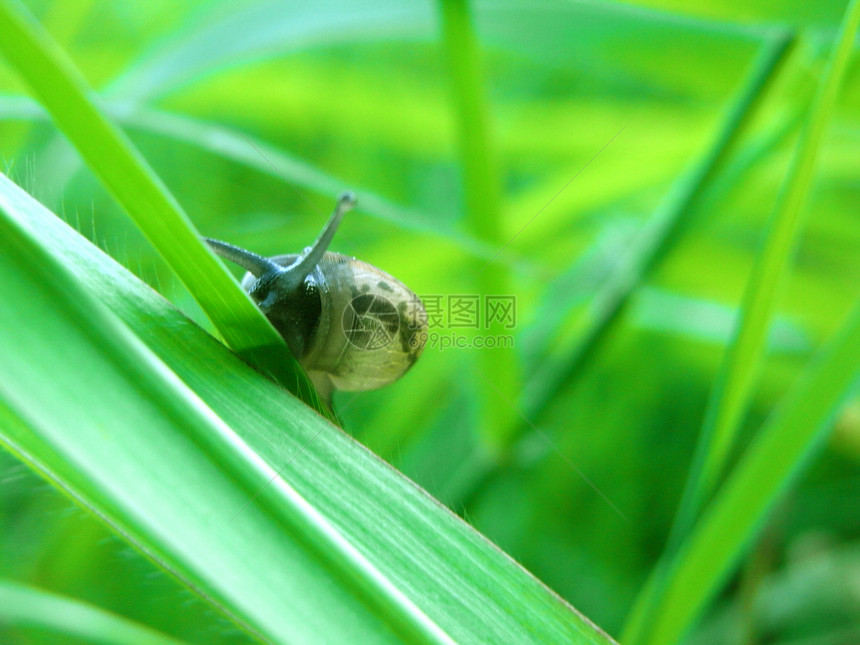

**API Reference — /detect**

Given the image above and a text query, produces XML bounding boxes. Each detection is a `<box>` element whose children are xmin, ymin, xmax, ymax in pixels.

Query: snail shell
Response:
<box><xmin>206</xmin><ymin>193</ymin><xmax>427</xmax><ymax>402</ymax></box>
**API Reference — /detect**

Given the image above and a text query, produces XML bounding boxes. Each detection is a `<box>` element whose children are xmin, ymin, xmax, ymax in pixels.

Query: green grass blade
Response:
<box><xmin>107</xmin><ymin>0</ymin><xmax>435</xmax><ymax>102</ymax></box>
<box><xmin>0</xmin><ymin>0</ymin><xmax>328</xmax><ymax>416</ymax></box>
<box><xmin>626</xmin><ymin>295</ymin><xmax>860</xmax><ymax>645</ymax></box>
<box><xmin>623</xmin><ymin>4</ymin><xmax>860</xmax><ymax>641</ymax></box>
<box><xmin>0</xmin><ymin>579</ymin><xmax>191</xmax><ymax>645</ymax></box>
<box><xmin>521</xmin><ymin>30</ymin><xmax>794</xmax><ymax>416</ymax></box>
<box><xmin>0</xmin><ymin>96</ymin><xmax>531</xmax><ymax>270</ymax></box>
<box><xmin>439</xmin><ymin>0</ymin><xmax>502</xmax><ymax>245</ymax></box>
<box><xmin>439</xmin><ymin>0</ymin><xmax>521</xmax><ymax>451</ymax></box>
<box><xmin>0</xmin><ymin>178</ymin><xmax>452</xmax><ymax>645</ymax></box>
<box><xmin>0</xmin><ymin>172</ymin><xmax>614</xmax><ymax>644</ymax></box>
<box><xmin>670</xmin><ymin>0</ymin><xmax>860</xmax><ymax>548</ymax></box>
<box><xmin>447</xmin><ymin>30</ymin><xmax>794</xmax><ymax>509</ymax></box>
<box><xmin>120</xmin><ymin>107</ymin><xmax>520</xmax><ymax>267</ymax></box>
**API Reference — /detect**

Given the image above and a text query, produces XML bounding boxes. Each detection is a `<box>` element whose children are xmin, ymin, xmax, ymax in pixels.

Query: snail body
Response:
<box><xmin>205</xmin><ymin>193</ymin><xmax>427</xmax><ymax>402</ymax></box>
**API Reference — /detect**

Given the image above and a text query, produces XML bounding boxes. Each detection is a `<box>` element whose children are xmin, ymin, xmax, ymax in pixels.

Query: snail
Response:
<box><xmin>205</xmin><ymin>192</ymin><xmax>427</xmax><ymax>403</ymax></box>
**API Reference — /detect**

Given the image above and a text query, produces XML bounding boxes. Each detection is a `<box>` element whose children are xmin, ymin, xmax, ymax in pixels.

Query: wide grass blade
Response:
<box><xmin>0</xmin><ymin>171</ymin><xmax>614</xmax><ymax>644</ymax></box>
<box><xmin>0</xmin><ymin>0</ymin><xmax>328</xmax><ymax>416</ymax></box>
<box><xmin>0</xmin><ymin>179</ymin><xmax>451</xmax><ymax>645</ymax></box>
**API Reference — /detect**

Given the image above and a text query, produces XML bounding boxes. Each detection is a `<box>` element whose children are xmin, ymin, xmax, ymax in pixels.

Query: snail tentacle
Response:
<box><xmin>280</xmin><ymin>191</ymin><xmax>356</xmax><ymax>290</ymax></box>
<box><xmin>205</xmin><ymin>238</ymin><xmax>282</xmax><ymax>277</ymax></box>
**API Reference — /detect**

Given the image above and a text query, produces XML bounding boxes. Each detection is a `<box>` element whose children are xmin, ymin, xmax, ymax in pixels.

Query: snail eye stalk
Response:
<box><xmin>280</xmin><ymin>192</ymin><xmax>356</xmax><ymax>290</ymax></box>
<box><xmin>204</xmin><ymin>238</ymin><xmax>282</xmax><ymax>278</ymax></box>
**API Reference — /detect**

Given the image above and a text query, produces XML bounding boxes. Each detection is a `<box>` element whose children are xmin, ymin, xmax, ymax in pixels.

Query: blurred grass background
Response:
<box><xmin>0</xmin><ymin>0</ymin><xmax>858</xmax><ymax>643</ymax></box>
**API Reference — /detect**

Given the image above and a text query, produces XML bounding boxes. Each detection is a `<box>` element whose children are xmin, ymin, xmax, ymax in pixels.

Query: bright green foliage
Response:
<box><xmin>0</xmin><ymin>170</ymin><xmax>609</xmax><ymax>643</ymax></box>
<box><xmin>0</xmin><ymin>1</ymin><xmax>858</xmax><ymax>644</ymax></box>
<box><xmin>0</xmin><ymin>0</ymin><xmax>329</xmax><ymax>417</ymax></box>
<box><xmin>0</xmin><ymin>580</ymin><xmax>191</xmax><ymax>645</ymax></box>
